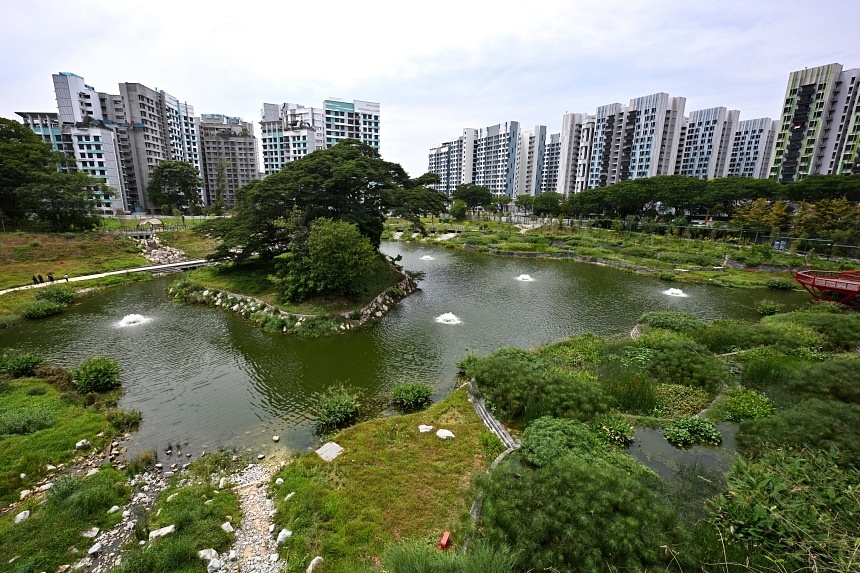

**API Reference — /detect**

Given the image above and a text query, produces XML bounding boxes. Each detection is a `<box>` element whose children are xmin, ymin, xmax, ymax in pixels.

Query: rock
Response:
<box><xmin>275</xmin><ymin>477</ymin><xmax>284</xmax><ymax>485</ymax></box>
<box><xmin>219</xmin><ymin>477</ymin><xmax>228</xmax><ymax>489</ymax></box>
<box><xmin>268</xmin><ymin>523</ymin><xmax>275</xmax><ymax>533</ymax></box>
<box><xmin>38</xmin><ymin>482</ymin><xmax>53</xmax><ymax>491</ymax></box>
<box><xmin>285</xmin><ymin>492</ymin><xmax>295</xmax><ymax>502</ymax></box>
<box><xmin>107</xmin><ymin>505</ymin><xmax>120</xmax><ymax>514</ymax></box>
<box><xmin>228</xmin><ymin>550</ymin><xmax>236</xmax><ymax>560</ymax></box>
<box><xmin>207</xmin><ymin>558</ymin><xmax>222</xmax><ymax>573</ymax></box>
<box><xmin>19</xmin><ymin>489</ymin><xmax>31</xmax><ymax>501</ymax></box>
<box><xmin>257</xmin><ymin>454</ymin><xmax>265</xmax><ymax>460</ymax></box>
<box><xmin>148</xmin><ymin>524</ymin><xmax>176</xmax><ymax>540</ymax></box>
<box><xmin>85</xmin><ymin>468</ymin><xmax>99</xmax><ymax>477</ymax></box>
<box><xmin>14</xmin><ymin>510</ymin><xmax>30</xmax><ymax>524</ymax></box>
<box><xmin>272</xmin><ymin>435</ymin><xmax>280</xmax><ymax>442</ymax></box>
<box><xmin>166</xmin><ymin>493</ymin><xmax>178</xmax><ymax>502</ymax></box>
<box><xmin>315</xmin><ymin>442</ymin><xmax>344</xmax><ymax>462</ymax></box>
<box><xmin>75</xmin><ymin>439</ymin><xmax>90</xmax><ymax>450</ymax></box>
<box><xmin>122</xmin><ymin>510</ymin><xmax>130</xmax><ymax>518</ymax></box>
<box><xmin>436</xmin><ymin>429</ymin><xmax>455</xmax><ymax>440</ymax></box>
<box><xmin>81</xmin><ymin>527</ymin><xmax>99</xmax><ymax>538</ymax></box>
<box><xmin>307</xmin><ymin>556</ymin><xmax>324</xmax><ymax>573</ymax></box>
<box><xmin>155</xmin><ymin>463</ymin><xmax>163</xmax><ymax>470</ymax></box>
<box><xmin>198</xmin><ymin>548</ymin><xmax>218</xmax><ymax>561</ymax></box>
<box><xmin>418</xmin><ymin>425</ymin><xmax>434</xmax><ymax>433</ymax></box>
<box><xmin>277</xmin><ymin>529</ymin><xmax>292</xmax><ymax>544</ymax></box>
<box><xmin>87</xmin><ymin>542</ymin><xmax>101</xmax><ymax>555</ymax></box>
<box><xmin>221</xmin><ymin>521</ymin><xmax>234</xmax><ymax>533</ymax></box>
<box><xmin>162</xmin><ymin>471</ymin><xmax>175</xmax><ymax>478</ymax></box>
<box><xmin>19</xmin><ymin>473</ymin><xmax>26</xmax><ymax>479</ymax></box>
<box><xmin>269</xmin><ymin>553</ymin><xmax>278</xmax><ymax>562</ymax></box>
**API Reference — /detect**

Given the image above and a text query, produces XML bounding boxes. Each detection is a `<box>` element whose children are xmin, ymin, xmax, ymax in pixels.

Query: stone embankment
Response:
<box><xmin>138</xmin><ymin>236</ymin><xmax>186</xmax><ymax>265</ymax></box>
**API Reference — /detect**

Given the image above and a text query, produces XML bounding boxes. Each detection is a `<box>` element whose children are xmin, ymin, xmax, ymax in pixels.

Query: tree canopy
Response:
<box><xmin>382</xmin><ymin>172</ymin><xmax>448</xmax><ymax>233</ymax></box>
<box><xmin>146</xmin><ymin>160</ymin><xmax>202</xmax><ymax>212</ymax></box>
<box><xmin>0</xmin><ymin>117</ymin><xmax>110</xmax><ymax>231</ymax></box>
<box><xmin>452</xmin><ymin>183</ymin><xmax>492</xmax><ymax>210</ymax></box>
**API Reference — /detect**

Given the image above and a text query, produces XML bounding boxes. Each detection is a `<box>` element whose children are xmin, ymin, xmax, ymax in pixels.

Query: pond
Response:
<box><xmin>0</xmin><ymin>242</ymin><xmax>810</xmax><ymax>457</ymax></box>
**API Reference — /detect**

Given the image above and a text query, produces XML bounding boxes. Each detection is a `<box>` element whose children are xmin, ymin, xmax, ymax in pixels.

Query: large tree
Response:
<box><xmin>452</xmin><ymin>183</ymin><xmax>493</xmax><ymax>210</ymax></box>
<box><xmin>0</xmin><ymin>117</ymin><xmax>109</xmax><ymax>230</ymax></box>
<box><xmin>146</xmin><ymin>160</ymin><xmax>202</xmax><ymax>212</ymax></box>
<box><xmin>383</xmin><ymin>172</ymin><xmax>448</xmax><ymax>233</ymax></box>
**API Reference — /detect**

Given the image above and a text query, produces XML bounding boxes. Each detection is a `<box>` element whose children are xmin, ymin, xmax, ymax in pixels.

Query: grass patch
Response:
<box><xmin>271</xmin><ymin>386</ymin><xmax>490</xmax><ymax>572</ymax></box>
<box><xmin>0</xmin><ymin>467</ymin><xmax>130</xmax><ymax>573</ymax></box>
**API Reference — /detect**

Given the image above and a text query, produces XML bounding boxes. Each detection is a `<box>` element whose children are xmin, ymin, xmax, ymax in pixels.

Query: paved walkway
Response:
<box><xmin>0</xmin><ymin>259</ymin><xmax>209</xmax><ymax>296</ymax></box>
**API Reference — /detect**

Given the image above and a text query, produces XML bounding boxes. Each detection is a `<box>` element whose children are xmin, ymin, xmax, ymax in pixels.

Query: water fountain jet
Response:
<box><xmin>662</xmin><ymin>288</ymin><xmax>688</xmax><ymax>297</ymax></box>
<box><xmin>435</xmin><ymin>313</ymin><xmax>462</xmax><ymax>325</ymax></box>
<box><xmin>118</xmin><ymin>314</ymin><xmax>151</xmax><ymax>327</ymax></box>
<box><xmin>516</xmin><ymin>274</ymin><xmax>535</xmax><ymax>281</ymax></box>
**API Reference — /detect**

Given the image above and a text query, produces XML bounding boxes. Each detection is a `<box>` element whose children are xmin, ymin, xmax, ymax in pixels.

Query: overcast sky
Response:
<box><xmin>3</xmin><ymin>0</ymin><xmax>857</xmax><ymax>178</ymax></box>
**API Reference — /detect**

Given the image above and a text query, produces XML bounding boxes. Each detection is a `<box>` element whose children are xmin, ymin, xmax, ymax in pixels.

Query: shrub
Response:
<box><xmin>391</xmin><ymin>383</ymin><xmax>433</xmax><ymax>413</ymax></box>
<box><xmin>0</xmin><ymin>407</ymin><xmax>55</xmax><ymax>434</ymax></box>
<box><xmin>766</xmin><ymin>277</ymin><xmax>796</xmax><ymax>290</ymax></box>
<box><xmin>711</xmin><ymin>387</ymin><xmax>774</xmax><ymax>422</ymax></box>
<box><xmin>763</xmin><ymin>311</ymin><xmax>860</xmax><ymax>351</ymax></box>
<box><xmin>709</xmin><ymin>447</ymin><xmax>859</xmax><ymax>572</ymax></box>
<box><xmin>34</xmin><ymin>285</ymin><xmax>75</xmax><ymax>305</ymax></box>
<box><xmin>638</xmin><ymin>312</ymin><xmax>704</xmax><ymax>333</ymax></box>
<box><xmin>645</xmin><ymin>340</ymin><xmax>727</xmax><ymax>395</ymax></box>
<box><xmin>72</xmin><ymin>357</ymin><xmax>121</xmax><ymax>393</ymax></box>
<box><xmin>654</xmin><ymin>383</ymin><xmax>712</xmax><ymax>416</ymax></box>
<box><xmin>690</xmin><ymin>319</ymin><xmax>824</xmax><ymax>354</ymax></box>
<box><xmin>105</xmin><ymin>408</ymin><xmax>142</xmax><ymax>431</ymax></box>
<box><xmin>520</xmin><ymin>416</ymin><xmax>602</xmax><ymax>468</ymax></box>
<box><xmin>590</xmin><ymin>416</ymin><xmax>635</xmax><ymax>448</ymax></box>
<box><xmin>20</xmin><ymin>300</ymin><xmax>64</xmax><ymax>319</ymax></box>
<box><xmin>536</xmin><ymin>333</ymin><xmax>604</xmax><ymax>368</ymax></box>
<box><xmin>755</xmin><ymin>298</ymin><xmax>781</xmax><ymax>316</ymax></box>
<box><xmin>0</xmin><ymin>352</ymin><xmax>43</xmax><ymax>377</ymax></box>
<box><xmin>658</xmin><ymin>272</ymin><xmax>676</xmax><ymax>281</ymax></box>
<box><xmin>316</xmin><ymin>385</ymin><xmax>361</xmax><ymax>431</ymax></box>
<box><xmin>35</xmin><ymin>365</ymin><xmax>73</xmax><ymax>389</ymax></box>
<box><xmin>663</xmin><ymin>417</ymin><xmax>722</xmax><ymax>448</ymax></box>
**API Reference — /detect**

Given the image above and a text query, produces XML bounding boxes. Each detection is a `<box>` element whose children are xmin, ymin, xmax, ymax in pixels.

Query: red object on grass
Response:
<box><xmin>440</xmin><ymin>531</ymin><xmax>450</xmax><ymax>549</ymax></box>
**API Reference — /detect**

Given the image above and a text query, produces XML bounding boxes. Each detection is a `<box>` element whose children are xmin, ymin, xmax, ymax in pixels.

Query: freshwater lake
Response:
<box><xmin>0</xmin><ymin>242</ymin><xmax>809</xmax><ymax>458</ymax></box>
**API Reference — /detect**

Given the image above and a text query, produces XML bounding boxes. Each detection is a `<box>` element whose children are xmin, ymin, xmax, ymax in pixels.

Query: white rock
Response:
<box><xmin>166</xmin><ymin>493</ymin><xmax>178</xmax><ymax>502</ymax></box>
<box><xmin>85</xmin><ymin>468</ymin><xmax>99</xmax><ymax>477</ymax></box>
<box><xmin>199</xmin><ymin>548</ymin><xmax>218</xmax><ymax>561</ymax></box>
<box><xmin>269</xmin><ymin>554</ymin><xmax>279</xmax><ymax>562</ymax></box>
<box><xmin>46</xmin><ymin>464</ymin><xmax>56</xmax><ymax>471</ymax></box>
<box><xmin>14</xmin><ymin>511</ymin><xmax>30</xmax><ymax>524</ymax></box>
<box><xmin>257</xmin><ymin>454</ymin><xmax>265</xmax><ymax>460</ymax></box>
<box><xmin>275</xmin><ymin>477</ymin><xmax>284</xmax><ymax>485</ymax></box>
<box><xmin>87</xmin><ymin>542</ymin><xmax>101</xmax><ymax>555</ymax></box>
<box><xmin>277</xmin><ymin>529</ymin><xmax>292</xmax><ymax>544</ymax></box>
<box><xmin>107</xmin><ymin>505</ymin><xmax>120</xmax><ymax>514</ymax></box>
<box><xmin>19</xmin><ymin>489</ymin><xmax>31</xmax><ymax>500</ymax></box>
<box><xmin>19</xmin><ymin>473</ymin><xmax>26</xmax><ymax>479</ymax></box>
<box><xmin>219</xmin><ymin>477</ymin><xmax>228</xmax><ymax>489</ymax></box>
<box><xmin>38</xmin><ymin>482</ymin><xmax>53</xmax><ymax>491</ymax></box>
<box><xmin>228</xmin><ymin>550</ymin><xmax>236</xmax><ymax>560</ymax></box>
<box><xmin>315</xmin><ymin>442</ymin><xmax>344</xmax><ymax>462</ymax></box>
<box><xmin>149</xmin><ymin>524</ymin><xmax>176</xmax><ymax>540</ymax></box>
<box><xmin>221</xmin><ymin>521</ymin><xmax>234</xmax><ymax>533</ymax></box>
<box><xmin>163</xmin><ymin>471</ymin><xmax>174</xmax><ymax>478</ymax></box>
<box><xmin>81</xmin><ymin>527</ymin><xmax>99</xmax><ymax>538</ymax></box>
<box><xmin>207</xmin><ymin>558</ymin><xmax>222</xmax><ymax>572</ymax></box>
<box><xmin>272</xmin><ymin>435</ymin><xmax>280</xmax><ymax>442</ymax></box>
<box><xmin>307</xmin><ymin>556</ymin><xmax>324</xmax><ymax>573</ymax></box>
<box><xmin>285</xmin><ymin>492</ymin><xmax>295</xmax><ymax>502</ymax></box>
<box><xmin>122</xmin><ymin>510</ymin><xmax>130</xmax><ymax>518</ymax></box>
<box><xmin>155</xmin><ymin>463</ymin><xmax>163</xmax><ymax>470</ymax></box>
<box><xmin>418</xmin><ymin>425</ymin><xmax>434</xmax><ymax>433</ymax></box>
<box><xmin>75</xmin><ymin>439</ymin><xmax>90</xmax><ymax>450</ymax></box>
<box><xmin>436</xmin><ymin>429</ymin><xmax>455</xmax><ymax>440</ymax></box>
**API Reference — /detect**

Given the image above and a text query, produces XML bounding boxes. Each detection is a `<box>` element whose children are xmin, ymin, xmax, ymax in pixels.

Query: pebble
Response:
<box><xmin>14</xmin><ymin>510</ymin><xmax>30</xmax><ymax>524</ymax></box>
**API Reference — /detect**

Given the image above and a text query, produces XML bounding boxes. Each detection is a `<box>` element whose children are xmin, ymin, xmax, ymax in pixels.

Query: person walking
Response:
<box><xmin>47</xmin><ymin>272</ymin><xmax>54</xmax><ymax>282</ymax></box>
<box><xmin>32</xmin><ymin>275</ymin><xmax>38</xmax><ymax>285</ymax></box>
<box><xmin>37</xmin><ymin>274</ymin><xmax>44</xmax><ymax>283</ymax></box>
<box><xmin>64</xmin><ymin>273</ymin><xmax>69</xmax><ymax>282</ymax></box>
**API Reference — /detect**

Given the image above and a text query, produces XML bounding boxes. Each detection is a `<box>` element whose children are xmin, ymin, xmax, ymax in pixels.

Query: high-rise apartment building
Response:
<box><xmin>728</xmin><ymin>118</ymin><xmax>778</xmax><ymax>178</ymax></box>
<box><xmin>676</xmin><ymin>107</ymin><xmax>740</xmax><ymax>179</ymax></box>
<box><xmin>473</xmin><ymin>122</ymin><xmax>520</xmax><ymax>196</ymax></box>
<box><xmin>198</xmin><ymin>114</ymin><xmax>259</xmax><ymax>207</ymax></box>
<box><xmin>428</xmin><ymin>129</ymin><xmax>477</xmax><ymax>195</ymax></box>
<box><xmin>16</xmin><ymin>72</ymin><xmax>127</xmax><ymax>214</ymax></box>
<box><xmin>259</xmin><ymin>99</ymin><xmax>380</xmax><ymax>176</ymax></box>
<box><xmin>540</xmin><ymin>133</ymin><xmax>561</xmax><ymax>195</ymax></box>
<box><xmin>555</xmin><ymin>113</ymin><xmax>593</xmax><ymax>196</ymax></box>
<box><xmin>770</xmin><ymin>63</ymin><xmax>860</xmax><ymax>182</ymax></box>
<box><xmin>514</xmin><ymin>125</ymin><xmax>547</xmax><ymax>197</ymax></box>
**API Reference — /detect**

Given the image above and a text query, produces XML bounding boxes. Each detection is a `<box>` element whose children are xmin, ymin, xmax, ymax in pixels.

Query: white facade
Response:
<box><xmin>728</xmin><ymin>118</ymin><xmax>778</xmax><ymax>179</ymax></box>
<box><xmin>428</xmin><ymin>130</ymin><xmax>476</xmax><ymax>195</ymax></box>
<box><xmin>514</xmin><ymin>125</ymin><xmax>547</xmax><ymax>197</ymax></box>
<box><xmin>540</xmin><ymin>132</ymin><xmax>561</xmax><ymax>195</ymax></box>
<box><xmin>473</xmin><ymin>122</ymin><xmax>520</xmax><ymax>196</ymax></box>
<box><xmin>574</xmin><ymin>116</ymin><xmax>596</xmax><ymax>193</ymax></box>
<box><xmin>556</xmin><ymin>113</ymin><xmax>591</xmax><ymax>196</ymax></box>
<box><xmin>676</xmin><ymin>107</ymin><xmax>740</xmax><ymax>179</ymax></box>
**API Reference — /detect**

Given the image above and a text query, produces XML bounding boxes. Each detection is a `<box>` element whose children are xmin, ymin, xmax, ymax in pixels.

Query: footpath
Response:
<box><xmin>0</xmin><ymin>260</ymin><xmax>209</xmax><ymax>297</ymax></box>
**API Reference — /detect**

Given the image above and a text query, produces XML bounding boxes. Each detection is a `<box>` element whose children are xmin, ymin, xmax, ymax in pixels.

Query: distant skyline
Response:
<box><xmin>2</xmin><ymin>0</ymin><xmax>857</xmax><ymax>178</ymax></box>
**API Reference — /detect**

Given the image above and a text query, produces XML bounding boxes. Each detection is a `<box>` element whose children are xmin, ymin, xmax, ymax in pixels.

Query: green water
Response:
<box><xmin>0</xmin><ymin>242</ymin><xmax>809</xmax><ymax>456</ymax></box>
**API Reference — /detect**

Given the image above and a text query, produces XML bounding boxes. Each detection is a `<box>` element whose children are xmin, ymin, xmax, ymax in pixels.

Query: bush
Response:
<box><xmin>520</xmin><ymin>417</ymin><xmax>602</xmax><ymax>468</ymax></box>
<box><xmin>658</xmin><ymin>272</ymin><xmax>676</xmax><ymax>281</ymax></box>
<box><xmin>20</xmin><ymin>300</ymin><xmax>64</xmax><ymax>319</ymax></box>
<box><xmin>663</xmin><ymin>417</ymin><xmax>722</xmax><ymax>448</ymax></box>
<box><xmin>35</xmin><ymin>365</ymin><xmax>73</xmax><ymax>389</ymax></box>
<box><xmin>638</xmin><ymin>312</ymin><xmax>704</xmax><ymax>333</ymax></box>
<box><xmin>0</xmin><ymin>352</ymin><xmax>43</xmax><ymax>377</ymax></box>
<box><xmin>105</xmin><ymin>408</ymin><xmax>142</xmax><ymax>431</ymax></box>
<box><xmin>709</xmin><ymin>447</ymin><xmax>859</xmax><ymax>571</ymax></box>
<box><xmin>644</xmin><ymin>340</ymin><xmax>727</xmax><ymax>395</ymax></box>
<box><xmin>316</xmin><ymin>385</ymin><xmax>361</xmax><ymax>431</ymax></box>
<box><xmin>711</xmin><ymin>387</ymin><xmax>774</xmax><ymax>422</ymax></box>
<box><xmin>34</xmin><ymin>285</ymin><xmax>75</xmax><ymax>305</ymax></box>
<box><xmin>690</xmin><ymin>319</ymin><xmax>824</xmax><ymax>354</ymax></box>
<box><xmin>755</xmin><ymin>298</ymin><xmax>781</xmax><ymax>316</ymax></box>
<box><xmin>536</xmin><ymin>334</ymin><xmax>604</xmax><ymax>368</ymax></box>
<box><xmin>654</xmin><ymin>383</ymin><xmax>712</xmax><ymax>416</ymax></box>
<box><xmin>391</xmin><ymin>383</ymin><xmax>433</xmax><ymax>413</ymax></box>
<box><xmin>763</xmin><ymin>311</ymin><xmax>860</xmax><ymax>351</ymax></box>
<box><xmin>72</xmin><ymin>357</ymin><xmax>121</xmax><ymax>393</ymax></box>
<box><xmin>0</xmin><ymin>407</ymin><xmax>55</xmax><ymax>434</ymax></box>
<box><xmin>590</xmin><ymin>416</ymin><xmax>635</xmax><ymax>448</ymax></box>
<box><xmin>766</xmin><ymin>278</ymin><xmax>796</xmax><ymax>290</ymax></box>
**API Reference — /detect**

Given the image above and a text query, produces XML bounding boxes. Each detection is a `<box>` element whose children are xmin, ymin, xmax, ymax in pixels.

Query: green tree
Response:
<box><xmin>273</xmin><ymin>217</ymin><xmax>376</xmax><ymax>302</ymax></box>
<box><xmin>450</xmin><ymin>199</ymin><xmax>467</xmax><ymax>220</ymax></box>
<box><xmin>731</xmin><ymin>198</ymin><xmax>793</xmax><ymax>232</ymax></box>
<box><xmin>782</xmin><ymin>174</ymin><xmax>860</xmax><ymax>203</ymax></box>
<box><xmin>0</xmin><ymin>118</ymin><xmax>108</xmax><ymax>230</ymax></box>
<box><xmin>532</xmin><ymin>192</ymin><xmax>563</xmax><ymax>216</ymax></box>
<box><xmin>452</xmin><ymin>183</ymin><xmax>493</xmax><ymax>210</ymax></box>
<box><xmin>383</xmin><ymin>173</ymin><xmax>447</xmax><ymax>233</ymax></box>
<box><xmin>146</xmin><ymin>160</ymin><xmax>202</xmax><ymax>212</ymax></box>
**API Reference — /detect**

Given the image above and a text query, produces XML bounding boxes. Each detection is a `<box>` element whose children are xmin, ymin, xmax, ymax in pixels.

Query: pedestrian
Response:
<box><xmin>32</xmin><ymin>275</ymin><xmax>38</xmax><ymax>285</ymax></box>
<box><xmin>47</xmin><ymin>272</ymin><xmax>54</xmax><ymax>282</ymax></box>
<box><xmin>37</xmin><ymin>274</ymin><xmax>44</xmax><ymax>283</ymax></box>
<box><xmin>64</xmin><ymin>273</ymin><xmax>69</xmax><ymax>282</ymax></box>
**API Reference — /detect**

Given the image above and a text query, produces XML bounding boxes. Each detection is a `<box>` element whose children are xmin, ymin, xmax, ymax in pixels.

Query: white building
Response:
<box><xmin>473</xmin><ymin>122</ymin><xmax>520</xmax><ymax>196</ymax></box>
<box><xmin>513</xmin><ymin>125</ymin><xmax>547</xmax><ymax>197</ymax></box>
<box><xmin>676</xmin><ymin>107</ymin><xmax>740</xmax><ymax>179</ymax></box>
<box><xmin>540</xmin><ymin>132</ymin><xmax>561</xmax><ymax>195</ymax></box>
<box><xmin>728</xmin><ymin>118</ymin><xmax>778</xmax><ymax>179</ymax></box>
<box><xmin>428</xmin><ymin>129</ymin><xmax>477</xmax><ymax>195</ymax></box>
<box><xmin>199</xmin><ymin>114</ymin><xmax>259</xmax><ymax>207</ymax></box>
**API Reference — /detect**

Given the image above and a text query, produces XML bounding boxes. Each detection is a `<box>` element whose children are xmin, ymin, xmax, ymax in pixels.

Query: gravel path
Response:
<box><xmin>221</xmin><ymin>463</ymin><xmax>283</xmax><ymax>573</ymax></box>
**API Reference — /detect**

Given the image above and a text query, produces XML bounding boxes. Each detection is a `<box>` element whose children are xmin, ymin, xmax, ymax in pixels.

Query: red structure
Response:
<box><xmin>794</xmin><ymin>270</ymin><xmax>860</xmax><ymax>308</ymax></box>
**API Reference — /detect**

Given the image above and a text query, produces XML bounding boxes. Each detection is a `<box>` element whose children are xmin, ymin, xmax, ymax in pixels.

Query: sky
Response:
<box><xmin>2</xmin><ymin>0</ymin><xmax>858</xmax><ymax>178</ymax></box>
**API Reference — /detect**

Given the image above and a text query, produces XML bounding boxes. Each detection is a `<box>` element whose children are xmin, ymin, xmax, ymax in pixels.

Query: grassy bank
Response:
<box><xmin>386</xmin><ymin>219</ymin><xmax>860</xmax><ymax>289</ymax></box>
<box><xmin>270</xmin><ymin>386</ymin><xmax>501</xmax><ymax>572</ymax></box>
